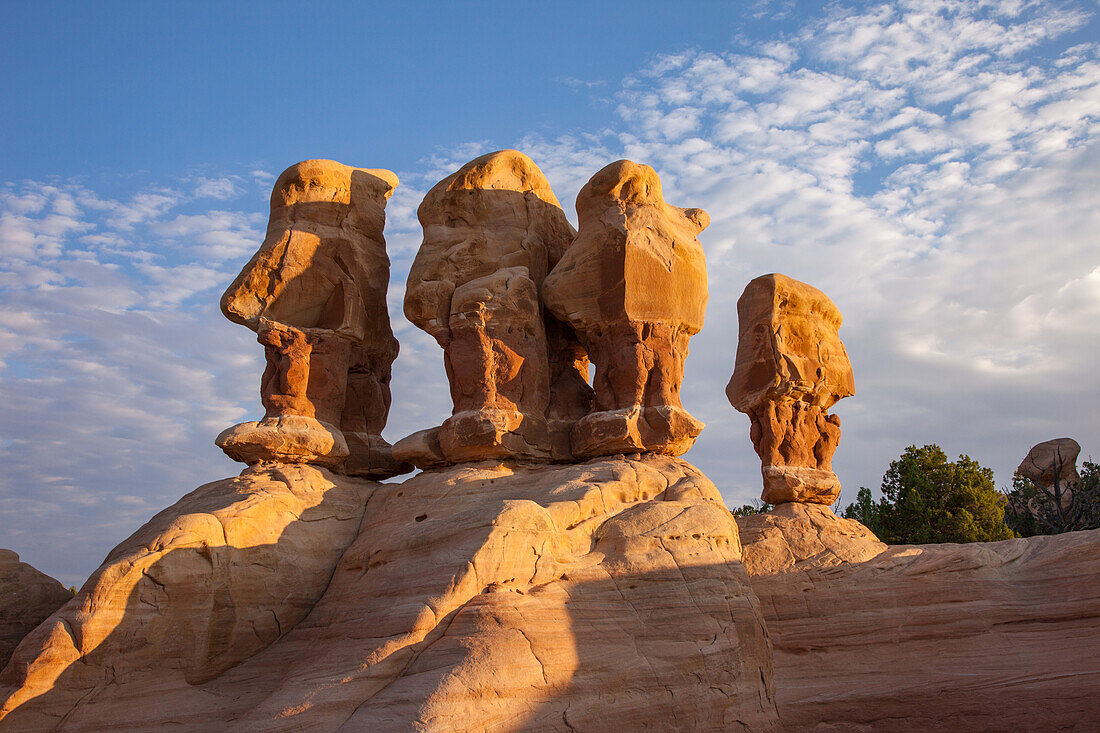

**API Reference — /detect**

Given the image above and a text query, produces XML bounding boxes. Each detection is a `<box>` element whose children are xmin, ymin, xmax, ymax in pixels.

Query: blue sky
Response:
<box><xmin>2</xmin><ymin>1</ymin><xmax>1098</xmax><ymax>586</ymax></box>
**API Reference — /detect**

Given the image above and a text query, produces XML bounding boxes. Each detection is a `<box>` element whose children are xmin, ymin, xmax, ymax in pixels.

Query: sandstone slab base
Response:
<box><xmin>1</xmin><ymin>457</ymin><xmax>779</xmax><ymax>731</ymax></box>
<box><xmin>739</xmin><ymin>506</ymin><xmax>1100</xmax><ymax>731</ymax></box>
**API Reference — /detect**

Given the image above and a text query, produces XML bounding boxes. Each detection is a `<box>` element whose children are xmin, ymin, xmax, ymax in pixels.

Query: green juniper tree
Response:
<box><xmin>843</xmin><ymin>444</ymin><xmax>1013</xmax><ymax>544</ymax></box>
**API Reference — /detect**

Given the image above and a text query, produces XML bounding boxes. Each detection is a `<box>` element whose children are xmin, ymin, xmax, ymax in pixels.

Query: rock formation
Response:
<box><xmin>737</xmin><ymin>509</ymin><xmax>1100</xmax><ymax>729</ymax></box>
<box><xmin>400</xmin><ymin>150</ymin><xmax>592</xmax><ymax>467</ymax></box>
<box><xmin>0</xmin><ymin>465</ymin><xmax>373</xmax><ymax>723</ymax></box>
<box><xmin>727</xmin><ymin>274</ymin><xmax>854</xmax><ymax>505</ymax></box>
<box><xmin>543</xmin><ymin>160</ymin><xmax>709</xmax><ymax>459</ymax></box>
<box><xmin>0</xmin><ymin>551</ymin><xmax>71</xmax><ymax>670</ymax></box>
<box><xmin>217</xmin><ymin>159</ymin><xmax>408</xmax><ymax>478</ymax></box>
<box><xmin>0</xmin><ymin>457</ymin><xmax>780</xmax><ymax>730</ymax></box>
<box><xmin>1017</xmin><ymin>437</ymin><xmax>1081</xmax><ymax>506</ymax></box>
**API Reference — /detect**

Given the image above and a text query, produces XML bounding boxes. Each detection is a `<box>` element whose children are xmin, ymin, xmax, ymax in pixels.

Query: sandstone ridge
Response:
<box><xmin>0</xmin><ymin>456</ymin><xmax>780</xmax><ymax>731</ymax></box>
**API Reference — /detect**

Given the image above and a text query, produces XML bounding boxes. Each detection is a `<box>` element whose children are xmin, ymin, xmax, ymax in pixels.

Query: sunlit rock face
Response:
<box><xmin>738</xmin><ymin>508</ymin><xmax>1100</xmax><ymax>730</ymax></box>
<box><xmin>217</xmin><ymin>159</ymin><xmax>408</xmax><ymax>478</ymax></box>
<box><xmin>543</xmin><ymin>160</ymin><xmax>710</xmax><ymax>460</ymax></box>
<box><xmin>0</xmin><ymin>550</ymin><xmax>72</xmax><ymax>670</ymax></box>
<box><xmin>400</xmin><ymin>149</ymin><xmax>592</xmax><ymax>467</ymax></box>
<box><xmin>726</xmin><ymin>273</ymin><xmax>854</xmax><ymax>505</ymax></box>
<box><xmin>0</xmin><ymin>456</ymin><xmax>780</xmax><ymax>731</ymax></box>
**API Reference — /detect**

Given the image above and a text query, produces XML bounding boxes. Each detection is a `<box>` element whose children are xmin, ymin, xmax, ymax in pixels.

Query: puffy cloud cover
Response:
<box><xmin>1</xmin><ymin>0</ymin><xmax>1098</xmax><ymax>585</ymax></box>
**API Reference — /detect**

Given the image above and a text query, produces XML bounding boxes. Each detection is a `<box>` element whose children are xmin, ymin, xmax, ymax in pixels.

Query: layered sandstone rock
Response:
<box><xmin>727</xmin><ymin>274</ymin><xmax>854</xmax><ymax>504</ymax></box>
<box><xmin>0</xmin><ymin>457</ymin><xmax>780</xmax><ymax>731</ymax></box>
<box><xmin>543</xmin><ymin>160</ymin><xmax>709</xmax><ymax>459</ymax></box>
<box><xmin>0</xmin><ymin>551</ymin><xmax>71</xmax><ymax>670</ymax></box>
<box><xmin>737</xmin><ymin>509</ymin><xmax>1100</xmax><ymax>730</ymax></box>
<box><xmin>0</xmin><ymin>465</ymin><xmax>374</xmax><ymax>726</ymax></box>
<box><xmin>217</xmin><ymin>160</ymin><xmax>407</xmax><ymax>478</ymax></box>
<box><xmin>1017</xmin><ymin>437</ymin><xmax>1081</xmax><ymax>506</ymax></box>
<box><xmin>736</xmin><ymin>502</ymin><xmax>885</xmax><ymax>576</ymax></box>
<box><xmin>403</xmin><ymin>150</ymin><xmax>591</xmax><ymax>466</ymax></box>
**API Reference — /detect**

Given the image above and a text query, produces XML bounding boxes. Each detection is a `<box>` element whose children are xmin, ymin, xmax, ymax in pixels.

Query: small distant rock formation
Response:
<box><xmin>0</xmin><ymin>550</ymin><xmax>71</xmax><ymax>670</ymax></box>
<box><xmin>1016</xmin><ymin>437</ymin><xmax>1081</xmax><ymax>508</ymax></box>
<box><xmin>398</xmin><ymin>150</ymin><xmax>592</xmax><ymax>467</ymax></box>
<box><xmin>727</xmin><ymin>274</ymin><xmax>854</xmax><ymax>505</ymax></box>
<box><xmin>543</xmin><ymin>160</ymin><xmax>709</xmax><ymax>459</ymax></box>
<box><xmin>216</xmin><ymin>160</ymin><xmax>408</xmax><ymax>478</ymax></box>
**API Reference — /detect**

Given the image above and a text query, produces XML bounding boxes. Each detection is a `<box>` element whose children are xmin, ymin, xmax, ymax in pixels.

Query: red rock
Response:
<box><xmin>543</xmin><ymin>160</ymin><xmax>709</xmax><ymax>458</ymax></box>
<box><xmin>727</xmin><ymin>274</ymin><xmax>854</xmax><ymax>504</ymax></box>
<box><xmin>218</xmin><ymin>160</ymin><xmax>408</xmax><ymax>478</ymax></box>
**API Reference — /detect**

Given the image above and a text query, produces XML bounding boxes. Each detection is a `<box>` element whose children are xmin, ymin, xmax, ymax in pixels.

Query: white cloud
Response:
<box><xmin>2</xmin><ymin>0</ymin><xmax>1098</xmax><ymax>586</ymax></box>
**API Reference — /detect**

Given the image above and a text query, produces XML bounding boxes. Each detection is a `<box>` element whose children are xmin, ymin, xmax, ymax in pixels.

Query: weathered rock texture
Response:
<box><xmin>0</xmin><ymin>465</ymin><xmax>373</xmax><ymax>727</ymax></box>
<box><xmin>217</xmin><ymin>159</ymin><xmax>407</xmax><ymax>478</ymax></box>
<box><xmin>403</xmin><ymin>150</ymin><xmax>592</xmax><ymax>466</ymax></box>
<box><xmin>738</xmin><ymin>508</ymin><xmax>1100</xmax><ymax>730</ymax></box>
<box><xmin>543</xmin><ymin>160</ymin><xmax>709</xmax><ymax>459</ymax></box>
<box><xmin>1017</xmin><ymin>437</ymin><xmax>1082</xmax><ymax>507</ymax></box>
<box><xmin>727</xmin><ymin>274</ymin><xmax>854</xmax><ymax>505</ymax></box>
<box><xmin>0</xmin><ymin>551</ymin><xmax>71</xmax><ymax>670</ymax></box>
<box><xmin>0</xmin><ymin>457</ymin><xmax>779</xmax><ymax>731</ymax></box>
<box><xmin>736</xmin><ymin>502</ymin><xmax>885</xmax><ymax>577</ymax></box>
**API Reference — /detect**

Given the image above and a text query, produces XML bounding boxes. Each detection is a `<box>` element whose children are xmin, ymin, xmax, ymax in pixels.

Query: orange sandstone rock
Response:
<box><xmin>403</xmin><ymin>150</ymin><xmax>590</xmax><ymax>466</ymax></box>
<box><xmin>217</xmin><ymin>160</ymin><xmax>408</xmax><ymax>478</ymax></box>
<box><xmin>543</xmin><ymin>160</ymin><xmax>709</xmax><ymax>459</ymax></box>
<box><xmin>726</xmin><ymin>273</ymin><xmax>854</xmax><ymax>504</ymax></box>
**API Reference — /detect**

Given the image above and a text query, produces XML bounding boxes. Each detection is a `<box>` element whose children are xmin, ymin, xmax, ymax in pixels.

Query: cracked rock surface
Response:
<box><xmin>0</xmin><ymin>456</ymin><xmax>779</xmax><ymax>731</ymax></box>
<box><xmin>739</xmin><ymin>506</ymin><xmax>1100</xmax><ymax>730</ymax></box>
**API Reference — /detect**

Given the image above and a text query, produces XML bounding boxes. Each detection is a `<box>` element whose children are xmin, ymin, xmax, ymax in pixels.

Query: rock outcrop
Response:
<box><xmin>400</xmin><ymin>150</ymin><xmax>591</xmax><ymax>467</ymax></box>
<box><xmin>0</xmin><ymin>457</ymin><xmax>780</xmax><ymax>731</ymax></box>
<box><xmin>727</xmin><ymin>274</ymin><xmax>854</xmax><ymax>505</ymax></box>
<box><xmin>0</xmin><ymin>465</ymin><xmax>373</xmax><ymax>727</ymax></box>
<box><xmin>738</xmin><ymin>509</ymin><xmax>1100</xmax><ymax>730</ymax></box>
<box><xmin>736</xmin><ymin>502</ymin><xmax>885</xmax><ymax>577</ymax></box>
<box><xmin>543</xmin><ymin>160</ymin><xmax>709</xmax><ymax>459</ymax></box>
<box><xmin>1017</xmin><ymin>437</ymin><xmax>1081</xmax><ymax>505</ymax></box>
<box><xmin>217</xmin><ymin>160</ymin><xmax>408</xmax><ymax>478</ymax></box>
<box><xmin>0</xmin><ymin>551</ymin><xmax>71</xmax><ymax>670</ymax></box>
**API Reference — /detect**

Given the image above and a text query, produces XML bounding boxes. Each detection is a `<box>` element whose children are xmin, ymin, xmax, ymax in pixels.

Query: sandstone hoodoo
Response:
<box><xmin>398</xmin><ymin>150</ymin><xmax>592</xmax><ymax>467</ymax></box>
<box><xmin>543</xmin><ymin>160</ymin><xmax>710</xmax><ymax>459</ymax></box>
<box><xmin>4</xmin><ymin>149</ymin><xmax>1098</xmax><ymax>731</ymax></box>
<box><xmin>727</xmin><ymin>273</ymin><xmax>854</xmax><ymax>505</ymax></box>
<box><xmin>217</xmin><ymin>160</ymin><xmax>408</xmax><ymax>479</ymax></box>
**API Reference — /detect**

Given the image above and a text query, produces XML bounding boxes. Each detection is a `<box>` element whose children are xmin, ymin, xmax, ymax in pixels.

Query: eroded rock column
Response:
<box><xmin>543</xmin><ymin>160</ymin><xmax>709</xmax><ymax>458</ymax></box>
<box><xmin>397</xmin><ymin>149</ymin><xmax>590</xmax><ymax>467</ymax></box>
<box><xmin>726</xmin><ymin>273</ymin><xmax>854</xmax><ymax>504</ymax></box>
<box><xmin>216</xmin><ymin>159</ymin><xmax>408</xmax><ymax>478</ymax></box>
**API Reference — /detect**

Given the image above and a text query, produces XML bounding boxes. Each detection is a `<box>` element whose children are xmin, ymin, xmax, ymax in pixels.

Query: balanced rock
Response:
<box><xmin>402</xmin><ymin>150</ymin><xmax>590</xmax><ymax>466</ymax></box>
<box><xmin>217</xmin><ymin>160</ymin><xmax>408</xmax><ymax>478</ymax></box>
<box><xmin>543</xmin><ymin>160</ymin><xmax>709</xmax><ymax>459</ymax></box>
<box><xmin>0</xmin><ymin>457</ymin><xmax>780</xmax><ymax>730</ymax></box>
<box><xmin>1016</xmin><ymin>437</ymin><xmax>1081</xmax><ymax>507</ymax></box>
<box><xmin>0</xmin><ymin>550</ymin><xmax>72</xmax><ymax>670</ymax></box>
<box><xmin>726</xmin><ymin>274</ymin><xmax>854</xmax><ymax>504</ymax></box>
